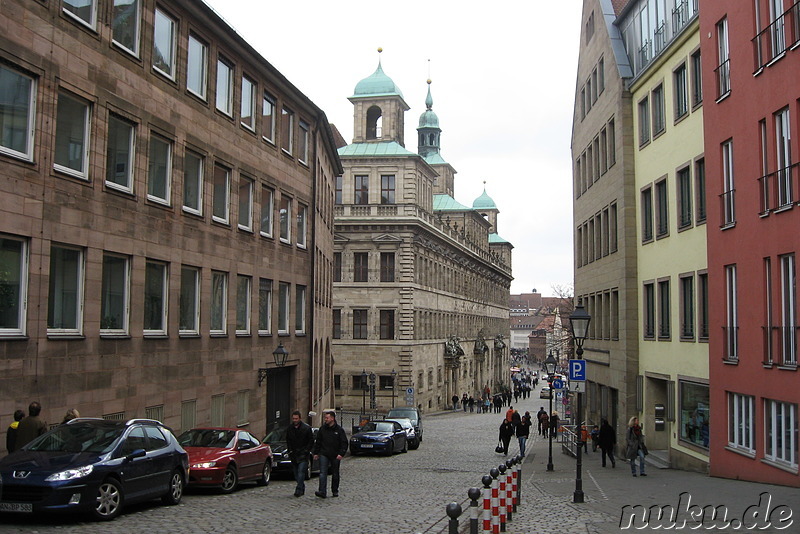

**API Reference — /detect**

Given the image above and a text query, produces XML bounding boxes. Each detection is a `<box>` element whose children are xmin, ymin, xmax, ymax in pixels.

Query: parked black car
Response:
<box><xmin>349</xmin><ymin>420</ymin><xmax>407</xmax><ymax>456</ymax></box>
<box><xmin>0</xmin><ymin>418</ymin><xmax>188</xmax><ymax>521</ymax></box>
<box><xmin>263</xmin><ymin>425</ymin><xmax>319</xmax><ymax>479</ymax></box>
<box><xmin>387</xmin><ymin>407</ymin><xmax>423</xmax><ymax>442</ymax></box>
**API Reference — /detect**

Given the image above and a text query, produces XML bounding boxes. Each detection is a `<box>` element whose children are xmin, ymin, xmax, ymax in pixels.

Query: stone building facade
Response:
<box><xmin>0</xmin><ymin>0</ymin><xmax>341</xmax><ymax>449</ymax></box>
<box><xmin>332</xmin><ymin>60</ymin><xmax>513</xmax><ymax>413</ymax></box>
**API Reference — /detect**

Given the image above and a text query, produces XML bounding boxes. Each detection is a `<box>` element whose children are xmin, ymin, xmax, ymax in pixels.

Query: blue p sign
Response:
<box><xmin>569</xmin><ymin>359</ymin><xmax>586</xmax><ymax>381</ymax></box>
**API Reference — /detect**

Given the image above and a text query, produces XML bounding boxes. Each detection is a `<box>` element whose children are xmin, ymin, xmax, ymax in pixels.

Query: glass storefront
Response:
<box><xmin>679</xmin><ymin>381</ymin><xmax>709</xmax><ymax>448</ymax></box>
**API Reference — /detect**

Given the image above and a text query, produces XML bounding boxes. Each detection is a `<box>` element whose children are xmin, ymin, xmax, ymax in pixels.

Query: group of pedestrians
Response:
<box><xmin>451</xmin><ymin>387</ymin><xmax>518</xmax><ymax>415</ymax></box>
<box><xmin>5</xmin><ymin>402</ymin><xmax>48</xmax><ymax>454</ymax></box>
<box><xmin>286</xmin><ymin>409</ymin><xmax>348</xmax><ymax>499</ymax></box>
<box><xmin>534</xmin><ymin>406</ymin><xmax>560</xmax><ymax>439</ymax></box>
<box><xmin>497</xmin><ymin>406</ymin><xmax>533</xmax><ymax>456</ymax></box>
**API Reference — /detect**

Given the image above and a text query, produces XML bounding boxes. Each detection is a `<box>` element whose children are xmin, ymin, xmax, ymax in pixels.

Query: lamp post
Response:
<box><xmin>569</xmin><ymin>304</ymin><xmax>591</xmax><ymax>504</ymax></box>
<box><xmin>391</xmin><ymin>369</ymin><xmax>397</xmax><ymax>408</ymax></box>
<box><xmin>361</xmin><ymin>369</ymin><xmax>368</xmax><ymax>416</ymax></box>
<box><xmin>257</xmin><ymin>343</ymin><xmax>290</xmax><ymax>434</ymax></box>
<box><xmin>544</xmin><ymin>351</ymin><xmax>558</xmax><ymax>472</ymax></box>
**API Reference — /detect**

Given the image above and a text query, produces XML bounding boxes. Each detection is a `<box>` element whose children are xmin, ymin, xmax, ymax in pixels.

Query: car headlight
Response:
<box><xmin>45</xmin><ymin>465</ymin><xmax>93</xmax><ymax>481</ymax></box>
<box><xmin>191</xmin><ymin>461</ymin><xmax>217</xmax><ymax>469</ymax></box>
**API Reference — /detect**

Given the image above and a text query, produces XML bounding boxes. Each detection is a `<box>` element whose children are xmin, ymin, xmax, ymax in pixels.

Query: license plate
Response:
<box><xmin>360</xmin><ymin>443</ymin><xmax>373</xmax><ymax>448</ymax></box>
<box><xmin>0</xmin><ymin>502</ymin><xmax>33</xmax><ymax>513</ymax></box>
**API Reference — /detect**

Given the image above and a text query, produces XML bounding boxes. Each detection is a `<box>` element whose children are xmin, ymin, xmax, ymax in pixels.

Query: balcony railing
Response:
<box><xmin>722</xmin><ymin>326</ymin><xmax>739</xmax><ymax>362</ymax></box>
<box><xmin>638</xmin><ymin>40</ymin><xmax>652</xmax><ymax>71</ymax></box>
<box><xmin>719</xmin><ymin>189</ymin><xmax>736</xmax><ymax>227</ymax></box>
<box><xmin>654</xmin><ymin>22</ymin><xmax>667</xmax><ymax>55</ymax></box>
<box><xmin>752</xmin><ymin>1</ymin><xmax>800</xmax><ymax>72</ymax></box>
<box><xmin>779</xmin><ymin>325</ymin><xmax>797</xmax><ymax>365</ymax></box>
<box><xmin>758</xmin><ymin>162</ymin><xmax>799</xmax><ymax>215</ymax></box>
<box><xmin>714</xmin><ymin>59</ymin><xmax>731</xmax><ymax>99</ymax></box>
<box><xmin>672</xmin><ymin>1</ymin><xmax>689</xmax><ymax>33</ymax></box>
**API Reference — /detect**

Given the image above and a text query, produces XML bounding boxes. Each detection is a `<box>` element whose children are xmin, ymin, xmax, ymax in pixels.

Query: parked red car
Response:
<box><xmin>177</xmin><ymin>428</ymin><xmax>272</xmax><ymax>493</ymax></box>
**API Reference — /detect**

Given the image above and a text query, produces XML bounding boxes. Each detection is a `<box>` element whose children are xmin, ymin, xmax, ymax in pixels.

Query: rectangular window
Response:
<box><xmin>295</xmin><ymin>285</ymin><xmax>306</xmax><ymax>334</ymax></box>
<box><xmin>776</xmin><ymin>108</ymin><xmax>792</xmax><ymax>208</ymax></box>
<box><xmin>768</xmin><ymin>0</ymin><xmax>787</xmax><ymax>58</ymax></box>
<box><xmin>0</xmin><ymin>237</ymin><xmax>28</xmax><ymax>336</ymax></box>
<box><xmin>381</xmin><ymin>175</ymin><xmax>395</xmax><ymax>204</ymax></box>
<box><xmin>679</xmin><ymin>382</ymin><xmax>709</xmax><ymax>448</ymax></box>
<box><xmin>236</xmin><ymin>390</ymin><xmax>249</xmax><ymax>426</ymax></box>
<box><xmin>599</xmin><ymin>127</ymin><xmax>608</xmax><ymax>173</ymax></box>
<box><xmin>298</xmin><ymin>120</ymin><xmax>309</xmax><ymax>164</ymax></box>
<box><xmin>332</xmin><ymin>309</ymin><xmax>341</xmax><ymax>339</ymax></box>
<box><xmin>698</xmin><ymin>271</ymin><xmax>709</xmax><ymax>340</ymax></box>
<box><xmin>238</xmin><ymin>176</ymin><xmax>253</xmax><ymax>231</ymax></box>
<box><xmin>380</xmin><ymin>309</ymin><xmax>395</xmax><ymax>340</ymax></box>
<box><xmin>353</xmin><ymin>309</ymin><xmax>368</xmax><ymax>340</ymax></box>
<box><xmin>716</xmin><ymin>18</ymin><xmax>730</xmax><ymax>98</ymax></box>
<box><xmin>764</xmin><ymin>399</ymin><xmax>798</xmax><ymax>466</ymax></box>
<box><xmin>638</xmin><ymin>96</ymin><xmax>650</xmax><ymax>145</ymax></box>
<box><xmin>281</xmin><ymin>107</ymin><xmax>294</xmax><ymax>154</ymax></box>
<box><xmin>658</xmin><ymin>278</ymin><xmax>671</xmax><ymax>338</ymax></box>
<box><xmin>179</xmin><ymin>266</ymin><xmax>199</xmax><ymax>334</ymax></box>
<box><xmin>100</xmin><ymin>254</ymin><xmax>129</xmax><ymax>334</ymax></box>
<box><xmin>278</xmin><ymin>282</ymin><xmax>289</xmax><ymax>334</ymax></box>
<box><xmin>211</xmin><ymin>271</ymin><xmax>227</xmax><ymax>334</ymax></box>
<box><xmin>728</xmin><ymin>393</ymin><xmax>754</xmax><ymax>452</ymax></box>
<box><xmin>63</xmin><ymin>0</ymin><xmax>97</xmax><ymax>28</ymax></box>
<box><xmin>695</xmin><ymin>158</ymin><xmax>706</xmax><ymax>222</ymax></box>
<box><xmin>722</xmin><ymin>140</ymin><xmax>735</xmax><ymax>225</ymax></box>
<box><xmin>47</xmin><ymin>245</ymin><xmax>83</xmax><ymax>334</ymax></box>
<box><xmin>690</xmin><ymin>49</ymin><xmax>703</xmax><ymax>106</ymax></box>
<box><xmin>780</xmin><ymin>254</ymin><xmax>796</xmax><ymax>365</ymax></box>
<box><xmin>610</xmin><ymin>202</ymin><xmax>618</xmax><ymax>252</ymax></box>
<box><xmin>211</xmin><ymin>394</ymin><xmax>224</xmax><ymax>427</ymax></box>
<box><xmin>105</xmin><ymin>114</ymin><xmax>135</xmax><ymax>192</ymax></box>
<box><xmin>766</xmin><ymin>257</ymin><xmax>774</xmax><ymax>364</ymax></box>
<box><xmin>652</xmin><ymin>84</ymin><xmax>665</xmax><ymax>135</ymax></box>
<box><xmin>641</xmin><ymin>186</ymin><xmax>654</xmax><ymax>242</ymax></box>
<box><xmin>186</xmin><ymin>34</ymin><xmax>207</xmax><ymax>99</ymax></box>
<box><xmin>262</xmin><ymin>92</ymin><xmax>276</xmax><ymax>143</ymax></box>
<box><xmin>183</xmin><ymin>150</ymin><xmax>203</xmax><ymax>215</ymax></box>
<box><xmin>608</xmin><ymin>118</ymin><xmax>616</xmax><ymax>165</ymax></box>
<box><xmin>258</xmin><ymin>278</ymin><xmax>272</xmax><ymax>334</ymax></box>
<box><xmin>354</xmin><ymin>252</ymin><xmax>368</xmax><ymax>282</ymax></box>
<box><xmin>112</xmin><ymin>0</ymin><xmax>139</xmax><ymax>55</ymax></box>
<box><xmin>334</xmin><ymin>175</ymin><xmax>342</xmax><ymax>205</ymax></box>
<box><xmin>680</xmin><ymin>274</ymin><xmax>695</xmax><ymax>339</ymax></box>
<box><xmin>147</xmin><ymin>134</ymin><xmax>171</xmax><ymax>204</ymax></box>
<box><xmin>296</xmin><ymin>204</ymin><xmax>307</xmax><ymax>248</ymax></box>
<box><xmin>240</xmin><ymin>75</ymin><xmax>256</xmax><ymax>130</ymax></box>
<box><xmin>236</xmin><ymin>275</ymin><xmax>251</xmax><ymax>335</ymax></box>
<box><xmin>260</xmin><ymin>186</ymin><xmax>274</xmax><ymax>237</ymax></box>
<box><xmin>644</xmin><ymin>282</ymin><xmax>655</xmax><ymax>339</ymax></box>
<box><xmin>54</xmin><ymin>91</ymin><xmax>90</xmax><ymax>178</ymax></box>
<box><xmin>153</xmin><ymin>8</ymin><xmax>176</xmax><ymax>78</ymax></box>
<box><xmin>677</xmin><ymin>167</ymin><xmax>692</xmax><ymax>229</ymax></box>
<box><xmin>143</xmin><ymin>261</ymin><xmax>167</xmax><ymax>335</ymax></box>
<box><xmin>212</xmin><ymin>164</ymin><xmax>229</xmax><ymax>223</ymax></box>
<box><xmin>216</xmin><ymin>58</ymin><xmax>233</xmax><ymax>116</ymax></box>
<box><xmin>181</xmin><ymin>399</ymin><xmax>197</xmax><ymax>432</ymax></box>
<box><xmin>355</xmin><ymin>175</ymin><xmax>369</xmax><ymax>205</ymax></box>
<box><xmin>380</xmin><ymin>252</ymin><xmax>395</xmax><ymax>282</ymax></box>
<box><xmin>333</xmin><ymin>252</ymin><xmax>342</xmax><ymax>283</ymax></box>
<box><xmin>674</xmin><ymin>63</ymin><xmax>688</xmax><ymax>119</ymax></box>
<box><xmin>726</xmin><ymin>264</ymin><xmax>738</xmax><ymax>360</ymax></box>
<box><xmin>279</xmin><ymin>195</ymin><xmax>292</xmax><ymax>243</ymax></box>
<box><xmin>0</xmin><ymin>65</ymin><xmax>36</xmax><ymax>160</ymax></box>
<box><xmin>655</xmin><ymin>178</ymin><xmax>669</xmax><ymax>237</ymax></box>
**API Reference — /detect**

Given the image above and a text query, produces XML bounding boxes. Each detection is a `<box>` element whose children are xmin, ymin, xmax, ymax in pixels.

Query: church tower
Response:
<box><xmin>417</xmin><ymin>79</ymin><xmax>456</xmax><ymax>197</ymax></box>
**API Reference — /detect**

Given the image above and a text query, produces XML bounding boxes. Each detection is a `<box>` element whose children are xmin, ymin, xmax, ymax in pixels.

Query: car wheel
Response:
<box><xmin>401</xmin><ymin>439</ymin><xmax>408</xmax><ymax>453</ymax></box>
<box><xmin>161</xmin><ymin>470</ymin><xmax>184</xmax><ymax>505</ymax></box>
<box><xmin>257</xmin><ymin>461</ymin><xmax>271</xmax><ymax>486</ymax></box>
<box><xmin>385</xmin><ymin>442</ymin><xmax>394</xmax><ymax>456</ymax></box>
<box><xmin>92</xmin><ymin>478</ymin><xmax>123</xmax><ymax>521</ymax></box>
<box><xmin>220</xmin><ymin>465</ymin><xmax>238</xmax><ymax>494</ymax></box>
<box><xmin>411</xmin><ymin>439</ymin><xmax>420</xmax><ymax>450</ymax></box>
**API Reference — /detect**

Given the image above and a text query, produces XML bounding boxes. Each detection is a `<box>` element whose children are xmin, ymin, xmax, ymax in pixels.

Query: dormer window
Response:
<box><xmin>366</xmin><ymin>105</ymin><xmax>382</xmax><ymax>139</ymax></box>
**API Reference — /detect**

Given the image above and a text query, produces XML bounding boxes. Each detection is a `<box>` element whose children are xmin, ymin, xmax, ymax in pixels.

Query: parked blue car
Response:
<box><xmin>349</xmin><ymin>420</ymin><xmax>407</xmax><ymax>456</ymax></box>
<box><xmin>0</xmin><ymin>418</ymin><xmax>188</xmax><ymax>521</ymax></box>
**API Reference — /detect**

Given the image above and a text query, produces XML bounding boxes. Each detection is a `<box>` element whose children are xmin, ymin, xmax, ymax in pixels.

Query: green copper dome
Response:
<box><xmin>418</xmin><ymin>82</ymin><xmax>439</xmax><ymax>128</ymax></box>
<box><xmin>352</xmin><ymin>60</ymin><xmax>404</xmax><ymax>99</ymax></box>
<box><xmin>473</xmin><ymin>187</ymin><xmax>497</xmax><ymax>209</ymax></box>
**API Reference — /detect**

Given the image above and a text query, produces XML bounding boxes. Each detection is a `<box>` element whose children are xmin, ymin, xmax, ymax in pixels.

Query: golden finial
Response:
<box><xmin>377</xmin><ymin>47</ymin><xmax>383</xmax><ymax>53</ymax></box>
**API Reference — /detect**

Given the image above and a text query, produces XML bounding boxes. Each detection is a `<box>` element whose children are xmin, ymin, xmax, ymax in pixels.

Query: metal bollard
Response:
<box><xmin>468</xmin><ymin>487</ymin><xmax>481</xmax><ymax>534</ymax></box>
<box><xmin>504</xmin><ymin>459</ymin><xmax>513</xmax><ymax>522</ymax></box>
<box><xmin>481</xmin><ymin>474</ymin><xmax>493</xmax><ymax>534</ymax></box>
<box><xmin>515</xmin><ymin>454</ymin><xmax>523</xmax><ymax>507</ymax></box>
<box><xmin>490</xmin><ymin>467</ymin><xmax>500</xmax><ymax>534</ymax></box>
<box><xmin>498</xmin><ymin>464</ymin><xmax>507</xmax><ymax>532</ymax></box>
<box><xmin>446</xmin><ymin>502</ymin><xmax>462</xmax><ymax>534</ymax></box>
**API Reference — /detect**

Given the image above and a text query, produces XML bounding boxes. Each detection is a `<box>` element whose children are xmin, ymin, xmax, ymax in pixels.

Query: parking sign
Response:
<box><xmin>569</xmin><ymin>359</ymin><xmax>586</xmax><ymax>381</ymax></box>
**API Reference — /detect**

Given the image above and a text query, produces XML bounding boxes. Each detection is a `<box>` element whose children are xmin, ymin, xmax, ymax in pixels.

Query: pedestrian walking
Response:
<box><xmin>505</xmin><ymin>406</ymin><xmax>514</xmax><ymax>423</ymax></box>
<box><xmin>61</xmin><ymin>408</ymin><xmax>80</xmax><ymax>423</ymax></box>
<box><xmin>516</xmin><ymin>412</ymin><xmax>531</xmax><ymax>457</ymax></box>
<box><xmin>484</xmin><ymin>397</ymin><xmax>491</xmax><ymax>414</ymax></box>
<box><xmin>511</xmin><ymin>408</ymin><xmax>521</xmax><ymax>431</ymax></box>
<box><xmin>452</xmin><ymin>394</ymin><xmax>459</xmax><ymax>411</ymax></box>
<box><xmin>598</xmin><ymin>419</ymin><xmax>616</xmax><ymax>467</ymax></box>
<box><xmin>468</xmin><ymin>395</ymin><xmax>475</xmax><ymax>413</ymax></box>
<box><xmin>536</xmin><ymin>407</ymin><xmax>547</xmax><ymax>436</ymax></box>
<box><xmin>15</xmin><ymin>401</ymin><xmax>47</xmax><ymax>450</ymax></box>
<box><xmin>6</xmin><ymin>409</ymin><xmax>24</xmax><ymax>454</ymax></box>
<box><xmin>498</xmin><ymin>419</ymin><xmax>514</xmax><ymax>456</ymax></box>
<box><xmin>549</xmin><ymin>411</ymin><xmax>559</xmax><ymax>440</ymax></box>
<box><xmin>590</xmin><ymin>424</ymin><xmax>600</xmax><ymax>452</ymax></box>
<box><xmin>625</xmin><ymin>416</ymin><xmax>647</xmax><ymax>477</ymax></box>
<box><xmin>287</xmin><ymin>410</ymin><xmax>315</xmax><ymax>497</ymax></box>
<box><xmin>312</xmin><ymin>410</ymin><xmax>348</xmax><ymax>498</ymax></box>
<box><xmin>541</xmin><ymin>412</ymin><xmax>549</xmax><ymax>438</ymax></box>
<box><xmin>580</xmin><ymin>423</ymin><xmax>589</xmax><ymax>453</ymax></box>
<box><xmin>462</xmin><ymin>393</ymin><xmax>469</xmax><ymax>412</ymax></box>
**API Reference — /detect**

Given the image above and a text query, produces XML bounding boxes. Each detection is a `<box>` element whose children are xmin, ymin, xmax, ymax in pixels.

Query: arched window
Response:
<box><xmin>419</xmin><ymin>133</ymin><xmax>425</xmax><ymax>146</ymax></box>
<box><xmin>366</xmin><ymin>106</ymin><xmax>382</xmax><ymax>139</ymax></box>
<box><xmin>429</xmin><ymin>133</ymin><xmax>436</xmax><ymax>145</ymax></box>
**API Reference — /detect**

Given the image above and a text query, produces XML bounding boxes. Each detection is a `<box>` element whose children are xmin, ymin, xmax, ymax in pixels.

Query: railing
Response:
<box><xmin>560</xmin><ymin>424</ymin><xmax>579</xmax><ymax>457</ymax></box>
<box><xmin>719</xmin><ymin>189</ymin><xmax>736</xmax><ymax>227</ymax></box>
<box><xmin>757</xmin><ymin>162</ymin><xmax>799</xmax><ymax>214</ymax></box>
<box><xmin>654</xmin><ymin>22</ymin><xmax>667</xmax><ymax>55</ymax></box>
<box><xmin>779</xmin><ymin>325</ymin><xmax>798</xmax><ymax>365</ymax></box>
<box><xmin>722</xmin><ymin>326</ymin><xmax>739</xmax><ymax>362</ymax></box>
<box><xmin>763</xmin><ymin>325</ymin><xmax>775</xmax><ymax>365</ymax></box>
<box><xmin>638</xmin><ymin>40</ymin><xmax>652</xmax><ymax>71</ymax></box>
<box><xmin>715</xmin><ymin>59</ymin><xmax>731</xmax><ymax>99</ymax></box>
<box><xmin>672</xmin><ymin>0</ymin><xmax>689</xmax><ymax>33</ymax></box>
<box><xmin>751</xmin><ymin>2</ymin><xmax>800</xmax><ymax>72</ymax></box>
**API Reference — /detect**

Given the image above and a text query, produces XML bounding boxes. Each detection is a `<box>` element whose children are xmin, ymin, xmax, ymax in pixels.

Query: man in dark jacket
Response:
<box><xmin>312</xmin><ymin>410</ymin><xmax>348</xmax><ymax>498</ymax></box>
<box><xmin>598</xmin><ymin>418</ymin><xmax>616</xmax><ymax>467</ymax></box>
<box><xmin>287</xmin><ymin>410</ymin><xmax>315</xmax><ymax>497</ymax></box>
<box><xmin>15</xmin><ymin>402</ymin><xmax>47</xmax><ymax>449</ymax></box>
<box><xmin>6</xmin><ymin>409</ymin><xmax>25</xmax><ymax>454</ymax></box>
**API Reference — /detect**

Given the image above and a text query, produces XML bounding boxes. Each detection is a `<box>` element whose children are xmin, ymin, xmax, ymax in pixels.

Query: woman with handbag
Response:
<box><xmin>625</xmin><ymin>416</ymin><xmax>647</xmax><ymax>477</ymax></box>
<box><xmin>498</xmin><ymin>419</ymin><xmax>514</xmax><ymax>455</ymax></box>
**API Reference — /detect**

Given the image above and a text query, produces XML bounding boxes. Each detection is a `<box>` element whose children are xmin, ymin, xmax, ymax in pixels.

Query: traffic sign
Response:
<box><xmin>571</xmin><ymin>381</ymin><xmax>586</xmax><ymax>393</ymax></box>
<box><xmin>569</xmin><ymin>359</ymin><xmax>587</xmax><ymax>381</ymax></box>
<box><xmin>552</xmin><ymin>379</ymin><xmax>564</xmax><ymax>390</ymax></box>
<box><xmin>406</xmin><ymin>387</ymin><xmax>414</xmax><ymax>395</ymax></box>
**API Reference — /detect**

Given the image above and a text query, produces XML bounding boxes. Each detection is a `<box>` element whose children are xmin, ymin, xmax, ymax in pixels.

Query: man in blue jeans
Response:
<box><xmin>312</xmin><ymin>410</ymin><xmax>348</xmax><ymax>498</ymax></box>
<box><xmin>286</xmin><ymin>410</ymin><xmax>314</xmax><ymax>497</ymax></box>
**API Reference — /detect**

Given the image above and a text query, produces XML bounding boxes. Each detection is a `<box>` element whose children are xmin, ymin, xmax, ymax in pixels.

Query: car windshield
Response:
<box><xmin>264</xmin><ymin>426</ymin><xmax>287</xmax><ymax>443</ymax></box>
<box><xmin>389</xmin><ymin>410</ymin><xmax>416</xmax><ymax>420</ymax></box>
<box><xmin>26</xmin><ymin>423</ymin><xmax>122</xmax><ymax>454</ymax></box>
<box><xmin>387</xmin><ymin>419</ymin><xmax>411</xmax><ymax>429</ymax></box>
<box><xmin>362</xmin><ymin>422</ymin><xmax>395</xmax><ymax>433</ymax></box>
<box><xmin>178</xmin><ymin>429</ymin><xmax>236</xmax><ymax>448</ymax></box>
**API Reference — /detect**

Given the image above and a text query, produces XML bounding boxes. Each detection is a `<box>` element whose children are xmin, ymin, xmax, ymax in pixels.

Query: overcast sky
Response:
<box><xmin>203</xmin><ymin>1</ymin><xmax>583</xmax><ymax>297</ymax></box>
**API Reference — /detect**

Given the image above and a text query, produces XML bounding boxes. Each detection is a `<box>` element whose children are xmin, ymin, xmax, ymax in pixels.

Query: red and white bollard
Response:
<box><xmin>514</xmin><ymin>455</ymin><xmax>522</xmax><ymax>508</ymax></box>
<box><xmin>504</xmin><ymin>460</ymin><xmax>513</xmax><ymax>522</ymax></box>
<box><xmin>490</xmin><ymin>467</ymin><xmax>500</xmax><ymax>534</ymax></box>
<box><xmin>498</xmin><ymin>464</ymin><xmax>507</xmax><ymax>531</ymax></box>
<box><xmin>482</xmin><ymin>475</ymin><xmax>493</xmax><ymax>533</ymax></box>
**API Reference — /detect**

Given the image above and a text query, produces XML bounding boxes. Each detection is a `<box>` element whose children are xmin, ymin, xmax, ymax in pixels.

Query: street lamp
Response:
<box><xmin>544</xmin><ymin>351</ymin><xmax>558</xmax><ymax>472</ymax></box>
<box><xmin>361</xmin><ymin>369</ymin><xmax>368</xmax><ymax>416</ymax></box>
<box><xmin>391</xmin><ymin>369</ymin><xmax>397</xmax><ymax>408</ymax></box>
<box><xmin>569</xmin><ymin>303</ymin><xmax>591</xmax><ymax>504</ymax></box>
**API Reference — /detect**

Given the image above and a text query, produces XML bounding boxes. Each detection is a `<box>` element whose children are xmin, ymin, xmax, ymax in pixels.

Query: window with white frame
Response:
<box><xmin>212</xmin><ymin>164</ymin><xmax>229</xmax><ymax>223</ymax></box>
<box><xmin>728</xmin><ymin>392</ymin><xmax>754</xmax><ymax>452</ymax></box>
<box><xmin>153</xmin><ymin>8</ymin><xmax>176</xmax><ymax>78</ymax></box>
<box><xmin>179</xmin><ymin>266</ymin><xmax>199</xmax><ymax>334</ymax></box>
<box><xmin>54</xmin><ymin>91</ymin><xmax>90</xmax><ymax>178</ymax></box>
<box><xmin>716</xmin><ymin>18</ymin><xmax>730</xmax><ymax>97</ymax></box>
<box><xmin>279</xmin><ymin>195</ymin><xmax>292</xmax><ymax>243</ymax></box>
<box><xmin>241</xmin><ymin>76</ymin><xmax>256</xmax><ymax>130</ymax></box>
<box><xmin>186</xmin><ymin>34</ymin><xmax>207</xmax><ymax>99</ymax></box>
<box><xmin>298</xmin><ymin>120</ymin><xmax>309</xmax><ymax>164</ymax></box>
<box><xmin>238</xmin><ymin>176</ymin><xmax>253</xmax><ymax>231</ymax></box>
<box><xmin>281</xmin><ymin>107</ymin><xmax>293</xmax><ymax>155</ymax></box>
<box><xmin>725</xmin><ymin>264</ymin><xmax>738</xmax><ymax>360</ymax></box>
<box><xmin>215</xmin><ymin>58</ymin><xmax>233</xmax><ymax>116</ymax></box>
<box><xmin>278</xmin><ymin>281</ymin><xmax>289</xmax><ymax>334</ymax></box>
<box><xmin>722</xmin><ymin>140</ymin><xmax>735</xmax><ymax>225</ymax></box>
<box><xmin>0</xmin><ymin>236</ymin><xmax>28</xmax><ymax>336</ymax></box>
<box><xmin>100</xmin><ymin>253</ymin><xmax>129</xmax><ymax>334</ymax></box>
<box><xmin>0</xmin><ymin>64</ymin><xmax>36</xmax><ymax>160</ymax></box>
<box><xmin>236</xmin><ymin>275</ymin><xmax>251</xmax><ymax>335</ymax></box>
<box><xmin>296</xmin><ymin>204</ymin><xmax>307</xmax><ymax>248</ymax></box>
<box><xmin>47</xmin><ymin>245</ymin><xmax>84</xmax><ymax>334</ymax></box>
<box><xmin>143</xmin><ymin>260</ymin><xmax>167</xmax><ymax>335</ymax></box>
<box><xmin>780</xmin><ymin>253</ymin><xmax>796</xmax><ymax>365</ymax></box>
<box><xmin>63</xmin><ymin>0</ymin><xmax>97</xmax><ymax>28</ymax></box>
<box><xmin>768</xmin><ymin>0</ymin><xmax>787</xmax><ymax>58</ymax></box>
<box><xmin>147</xmin><ymin>134</ymin><xmax>171</xmax><ymax>204</ymax></box>
<box><xmin>183</xmin><ymin>150</ymin><xmax>203</xmax><ymax>214</ymax></box>
<box><xmin>295</xmin><ymin>285</ymin><xmax>306</xmax><ymax>334</ymax></box>
<box><xmin>764</xmin><ymin>399</ymin><xmax>798</xmax><ymax>467</ymax></box>
<box><xmin>105</xmin><ymin>114</ymin><xmax>135</xmax><ymax>192</ymax></box>
<box><xmin>260</xmin><ymin>185</ymin><xmax>273</xmax><ymax>237</ymax></box>
<box><xmin>258</xmin><ymin>278</ymin><xmax>271</xmax><ymax>334</ymax></box>
<box><xmin>262</xmin><ymin>92</ymin><xmax>276</xmax><ymax>144</ymax></box>
<box><xmin>112</xmin><ymin>0</ymin><xmax>139</xmax><ymax>55</ymax></box>
<box><xmin>776</xmin><ymin>108</ymin><xmax>792</xmax><ymax>208</ymax></box>
<box><xmin>210</xmin><ymin>271</ymin><xmax>227</xmax><ymax>334</ymax></box>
